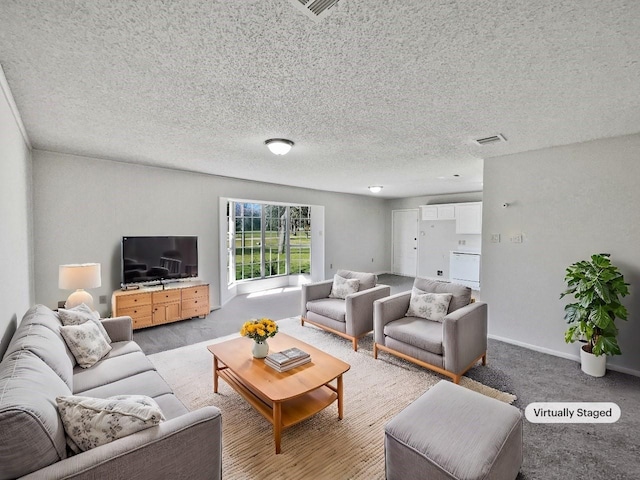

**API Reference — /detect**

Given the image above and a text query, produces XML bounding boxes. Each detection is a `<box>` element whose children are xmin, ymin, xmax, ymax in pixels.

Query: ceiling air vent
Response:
<box><xmin>474</xmin><ymin>134</ymin><xmax>507</xmax><ymax>146</ymax></box>
<box><xmin>288</xmin><ymin>0</ymin><xmax>341</xmax><ymax>21</ymax></box>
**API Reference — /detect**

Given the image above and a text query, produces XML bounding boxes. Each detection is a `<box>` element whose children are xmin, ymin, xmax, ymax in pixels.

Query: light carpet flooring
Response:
<box><xmin>149</xmin><ymin>317</ymin><xmax>514</xmax><ymax>480</ymax></box>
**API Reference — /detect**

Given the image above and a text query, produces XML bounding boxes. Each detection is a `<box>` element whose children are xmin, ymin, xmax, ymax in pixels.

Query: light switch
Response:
<box><xmin>491</xmin><ymin>234</ymin><xmax>500</xmax><ymax>243</ymax></box>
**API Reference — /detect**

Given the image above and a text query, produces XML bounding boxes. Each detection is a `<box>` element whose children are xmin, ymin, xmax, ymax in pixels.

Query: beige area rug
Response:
<box><xmin>149</xmin><ymin>317</ymin><xmax>516</xmax><ymax>480</ymax></box>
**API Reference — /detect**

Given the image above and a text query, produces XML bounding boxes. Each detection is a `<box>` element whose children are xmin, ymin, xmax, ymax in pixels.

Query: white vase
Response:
<box><xmin>580</xmin><ymin>344</ymin><xmax>606</xmax><ymax>377</ymax></box>
<box><xmin>252</xmin><ymin>340</ymin><xmax>269</xmax><ymax>359</ymax></box>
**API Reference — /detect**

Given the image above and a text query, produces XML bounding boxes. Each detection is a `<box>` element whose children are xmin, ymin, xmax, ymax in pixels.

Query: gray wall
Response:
<box><xmin>32</xmin><ymin>150</ymin><xmax>389</xmax><ymax>316</ymax></box>
<box><xmin>482</xmin><ymin>133</ymin><xmax>640</xmax><ymax>374</ymax></box>
<box><xmin>0</xmin><ymin>73</ymin><xmax>33</xmax><ymax>356</ymax></box>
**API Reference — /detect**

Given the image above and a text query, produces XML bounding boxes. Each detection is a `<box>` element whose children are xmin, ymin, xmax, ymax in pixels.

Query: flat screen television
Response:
<box><xmin>121</xmin><ymin>236</ymin><xmax>198</xmax><ymax>286</ymax></box>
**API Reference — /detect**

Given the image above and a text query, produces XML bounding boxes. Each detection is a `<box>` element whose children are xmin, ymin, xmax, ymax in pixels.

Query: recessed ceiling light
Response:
<box><xmin>368</xmin><ymin>186</ymin><xmax>383</xmax><ymax>193</ymax></box>
<box><xmin>265</xmin><ymin>138</ymin><xmax>294</xmax><ymax>155</ymax></box>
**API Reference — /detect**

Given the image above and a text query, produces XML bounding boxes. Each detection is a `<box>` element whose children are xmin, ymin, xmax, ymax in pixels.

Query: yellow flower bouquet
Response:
<box><xmin>240</xmin><ymin>318</ymin><xmax>278</xmax><ymax>343</ymax></box>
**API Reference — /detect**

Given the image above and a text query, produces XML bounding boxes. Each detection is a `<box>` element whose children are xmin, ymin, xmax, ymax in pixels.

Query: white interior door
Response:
<box><xmin>392</xmin><ymin>209</ymin><xmax>418</xmax><ymax>276</ymax></box>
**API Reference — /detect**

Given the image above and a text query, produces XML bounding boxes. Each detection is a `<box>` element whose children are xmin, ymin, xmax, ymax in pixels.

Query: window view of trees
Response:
<box><xmin>229</xmin><ymin>202</ymin><xmax>311</xmax><ymax>283</ymax></box>
<box><xmin>289</xmin><ymin>206</ymin><xmax>311</xmax><ymax>275</ymax></box>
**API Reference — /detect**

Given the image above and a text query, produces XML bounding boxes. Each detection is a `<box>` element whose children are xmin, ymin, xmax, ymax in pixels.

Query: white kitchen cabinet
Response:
<box><xmin>420</xmin><ymin>204</ymin><xmax>456</xmax><ymax>221</ymax></box>
<box><xmin>455</xmin><ymin>202</ymin><xmax>483</xmax><ymax>234</ymax></box>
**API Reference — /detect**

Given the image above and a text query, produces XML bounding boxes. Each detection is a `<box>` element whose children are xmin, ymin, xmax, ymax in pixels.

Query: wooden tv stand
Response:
<box><xmin>111</xmin><ymin>282</ymin><xmax>210</xmax><ymax>330</ymax></box>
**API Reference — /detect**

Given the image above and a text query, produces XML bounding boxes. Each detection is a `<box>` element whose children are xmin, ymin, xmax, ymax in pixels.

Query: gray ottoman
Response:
<box><xmin>385</xmin><ymin>381</ymin><xmax>523</xmax><ymax>480</ymax></box>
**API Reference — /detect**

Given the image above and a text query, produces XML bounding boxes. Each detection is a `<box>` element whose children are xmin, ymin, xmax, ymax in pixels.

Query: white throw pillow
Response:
<box><xmin>329</xmin><ymin>274</ymin><xmax>360</xmax><ymax>299</ymax></box>
<box><xmin>406</xmin><ymin>287</ymin><xmax>453</xmax><ymax>322</ymax></box>
<box><xmin>60</xmin><ymin>321</ymin><xmax>112</xmax><ymax>368</ymax></box>
<box><xmin>59</xmin><ymin>303</ymin><xmax>112</xmax><ymax>343</ymax></box>
<box><xmin>56</xmin><ymin>394</ymin><xmax>165</xmax><ymax>453</ymax></box>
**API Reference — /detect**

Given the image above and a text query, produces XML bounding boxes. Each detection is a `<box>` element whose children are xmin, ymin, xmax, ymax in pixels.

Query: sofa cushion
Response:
<box><xmin>413</xmin><ymin>278</ymin><xmax>471</xmax><ymax>313</ymax></box>
<box><xmin>383</xmin><ymin>317</ymin><xmax>443</xmax><ymax>355</ymax></box>
<box><xmin>153</xmin><ymin>393</ymin><xmax>189</xmax><ymax>420</ymax></box>
<box><xmin>306</xmin><ymin>298</ymin><xmax>347</xmax><ymax>322</ymax></box>
<box><xmin>329</xmin><ymin>274</ymin><xmax>360</xmax><ymax>299</ymax></box>
<box><xmin>72</xmin><ymin>351</ymin><xmax>156</xmax><ymax>394</ymax></box>
<box><xmin>6</xmin><ymin>304</ymin><xmax>77</xmax><ymax>367</ymax></box>
<box><xmin>60</xmin><ymin>321</ymin><xmax>112</xmax><ymax>368</ymax></box>
<box><xmin>57</xmin><ymin>394</ymin><xmax>165</xmax><ymax>452</ymax></box>
<box><xmin>0</xmin><ymin>350</ymin><xmax>71</xmax><ymax>480</ymax></box>
<box><xmin>406</xmin><ymin>288</ymin><xmax>452</xmax><ymax>322</ymax></box>
<box><xmin>76</xmin><ymin>370</ymin><xmax>174</xmax><ymax>399</ymax></box>
<box><xmin>103</xmin><ymin>340</ymin><xmax>143</xmax><ymax>360</ymax></box>
<box><xmin>336</xmin><ymin>269</ymin><xmax>377</xmax><ymax>291</ymax></box>
<box><xmin>59</xmin><ymin>303</ymin><xmax>112</xmax><ymax>343</ymax></box>
<box><xmin>4</xmin><ymin>321</ymin><xmax>75</xmax><ymax>389</ymax></box>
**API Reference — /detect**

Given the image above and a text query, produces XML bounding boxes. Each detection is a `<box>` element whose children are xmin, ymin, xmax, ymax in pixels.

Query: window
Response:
<box><xmin>228</xmin><ymin>201</ymin><xmax>311</xmax><ymax>283</ymax></box>
<box><xmin>289</xmin><ymin>206</ymin><xmax>311</xmax><ymax>275</ymax></box>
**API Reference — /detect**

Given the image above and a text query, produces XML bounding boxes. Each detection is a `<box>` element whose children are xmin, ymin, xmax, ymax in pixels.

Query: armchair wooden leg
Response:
<box><xmin>482</xmin><ymin>352</ymin><xmax>487</xmax><ymax>366</ymax></box>
<box><xmin>301</xmin><ymin>317</ymin><xmax>305</xmax><ymax>326</ymax></box>
<box><xmin>352</xmin><ymin>338</ymin><xmax>358</xmax><ymax>351</ymax></box>
<box><xmin>373</xmin><ymin>343</ymin><xmax>378</xmax><ymax>359</ymax></box>
<box><xmin>452</xmin><ymin>374</ymin><xmax>461</xmax><ymax>384</ymax></box>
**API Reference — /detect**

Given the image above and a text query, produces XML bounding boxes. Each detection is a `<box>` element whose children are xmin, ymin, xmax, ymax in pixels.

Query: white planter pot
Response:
<box><xmin>580</xmin><ymin>344</ymin><xmax>606</xmax><ymax>377</ymax></box>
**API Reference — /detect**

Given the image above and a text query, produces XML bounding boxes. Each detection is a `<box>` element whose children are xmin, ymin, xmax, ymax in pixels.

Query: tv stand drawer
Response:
<box><xmin>116</xmin><ymin>292</ymin><xmax>152</xmax><ymax>310</ymax></box>
<box><xmin>152</xmin><ymin>289</ymin><xmax>181</xmax><ymax>304</ymax></box>
<box><xmin>119</xmin><ymin>304</ymin><xmax>153</xmax><ymax>319</ymax></box>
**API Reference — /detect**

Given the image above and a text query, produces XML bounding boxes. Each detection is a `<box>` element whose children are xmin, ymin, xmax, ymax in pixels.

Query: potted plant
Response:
<box><xmin>560</xmin><ymin>253</ymin><xmax>629</xmax><ymax>377</ymax></box>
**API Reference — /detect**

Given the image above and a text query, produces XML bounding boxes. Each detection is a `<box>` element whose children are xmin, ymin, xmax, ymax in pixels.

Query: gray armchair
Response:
<box><xmin>373</xmin><ymin>278</ymin><xmax>487</xmax><ymax>383</ymax></box>
<box><xmin>301</xmin><ymin>270</ymin><xmax>391</xmax><ymax>351</ymax></box>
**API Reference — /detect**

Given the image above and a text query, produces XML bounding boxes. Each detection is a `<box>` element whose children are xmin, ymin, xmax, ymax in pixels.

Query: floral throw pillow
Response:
<box><xmin>56</xmin><ymin>394</ymin><xmax>165</xmax><ymax>453</ymax></box>
<box><xmin>59</xmin><ymin>303</ymin><xmax>112</xmax><ymax>344</ymax></box>
<box><xmin>329</xmin><ymin>274</ymin><xmax>360</xmax><ymax>299</ymax></box>
<box><xmin>60</xmin><ymin>321</ymin><xmax>112</xmax><ymax>368</ymax></box>
<box><xmin>406</xmin><ymin>288</ymin><xmax>453</xmax><ymax>322</ymax></box>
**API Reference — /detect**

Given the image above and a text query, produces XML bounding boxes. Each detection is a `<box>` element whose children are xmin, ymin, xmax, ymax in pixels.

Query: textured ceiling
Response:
<box><xmin>1</xmin><ymin>0</ymin><xmax>639</xmax><ymax>198</ymax></box>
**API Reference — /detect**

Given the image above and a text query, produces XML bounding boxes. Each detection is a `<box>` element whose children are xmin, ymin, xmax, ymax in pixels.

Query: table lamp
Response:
<box><xmin>59</xmin><ymin>263</ymin><xmax>102</xmax><ymax>309</ymax></box>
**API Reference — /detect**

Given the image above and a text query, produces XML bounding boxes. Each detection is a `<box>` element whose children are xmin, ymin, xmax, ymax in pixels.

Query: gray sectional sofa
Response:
<box><xmin>0</xmin><ymin>305</ymin><xmax>222</xmax><ymax>480</ymax></box>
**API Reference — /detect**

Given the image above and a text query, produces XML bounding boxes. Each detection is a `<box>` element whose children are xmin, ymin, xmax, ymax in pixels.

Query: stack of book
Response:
<box><xmin>265</xmin><ymin>347</ymin><xmax>311</xmax><ymax>372</ymax></box>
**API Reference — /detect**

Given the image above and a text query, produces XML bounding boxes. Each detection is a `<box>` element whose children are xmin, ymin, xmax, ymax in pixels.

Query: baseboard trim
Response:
<box><xmin>488</xmin><ymin>334</ymin><xmax>640</xmax><ymax>378</ymax></box>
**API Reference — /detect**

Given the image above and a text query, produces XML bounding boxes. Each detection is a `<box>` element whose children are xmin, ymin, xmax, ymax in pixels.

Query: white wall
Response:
<box><xmin>0</xmin><ymin>68</ymin><xmax>33</xmax><ymax>356</ymax></box>
<box><xmin>32</xmin><ymin>151</ymin><xmax>389</xmax><ymax>316</ymax></box>
<box><xmin>482</xmin><ymin>133</ymin><xmax>640</xmax><ymax>375</ymax></box>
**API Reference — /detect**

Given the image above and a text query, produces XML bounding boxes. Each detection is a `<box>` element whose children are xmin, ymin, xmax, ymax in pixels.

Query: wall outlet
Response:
<box><xmin>99</xmin><ymin>295</ymin><xmax>107</xmax><ymax>304</ymax></box>
<box><xmin>510</xmin><ymin>234</ymin><xmax>523</xmax><ymax>243</ymax></box>
<box><xmin>330</xmin><ymin>263</ymin><xmax>333</xmax><ymax>269</ymax></box>
<box><xmin>491</xmin><ymin>233</ymin><xmax>500</xmax><ymax>243</ymax></box>
<box><xmin>458</xmin><ymin>239</ymin><xmax>466</xmax><ymax>245</ymax></box>
<box><xmin>437</xmin><ymin>270</ymin><xmax>443</xmax><ymax>276</ymax></box>
<box><xmin>371</xmin><ymin>257</ymin><xmax>374</xmax><ymax>262</ymax></box>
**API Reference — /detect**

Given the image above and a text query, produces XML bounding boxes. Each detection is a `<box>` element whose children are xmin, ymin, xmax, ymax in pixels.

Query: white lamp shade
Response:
<box><xmin>265</xmin><ymin>139</ymin><xmax>294</xmax><ymax>155</ymax></box>
<box><xmin>59</xmin><ymin>263</ymin><xmax>102</xmax><ymax>290</ymax></box>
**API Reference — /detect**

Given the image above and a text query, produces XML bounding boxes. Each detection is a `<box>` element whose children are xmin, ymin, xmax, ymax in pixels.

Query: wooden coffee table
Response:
<box><xmin>207</xmin><ymin>332</ymin><xmax>350</xmax><ymax>453</ymax></box>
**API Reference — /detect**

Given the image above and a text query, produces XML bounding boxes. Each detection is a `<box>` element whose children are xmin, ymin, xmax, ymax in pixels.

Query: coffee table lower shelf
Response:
<box><xmin>216</xmin><ymin>366</ymin><xmax>341</xmax><ymax>453</ymax></box>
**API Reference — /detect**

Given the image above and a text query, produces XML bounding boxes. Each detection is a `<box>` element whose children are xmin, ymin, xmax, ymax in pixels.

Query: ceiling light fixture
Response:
<box><xmin>368</xmin><ymin>186</ymin><xmax>383</xmax><ymax>193</ymax></box>
<box><xmin>265</xmin><ymin>138</ymin><xmax>294</xmax><ymax>155</ymax></box>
